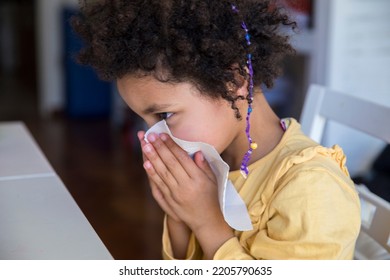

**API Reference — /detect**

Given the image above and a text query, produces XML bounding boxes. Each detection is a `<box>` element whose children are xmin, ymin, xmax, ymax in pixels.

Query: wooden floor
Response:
<box><xmin>0</xmin><ymin>76</ymin><xmax>164</xmax><ymax>260</ymax></box>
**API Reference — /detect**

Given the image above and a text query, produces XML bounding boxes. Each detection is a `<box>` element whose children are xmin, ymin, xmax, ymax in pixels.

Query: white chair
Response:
<box><xmin>300</xmin><ymin>84</ymin><xmax>390</xmax><ymax>259</ymax></box>
<box><xmin>355</xmin><ymin>184</ymin><xmax>390</xmax><ymax>259</ymax></box>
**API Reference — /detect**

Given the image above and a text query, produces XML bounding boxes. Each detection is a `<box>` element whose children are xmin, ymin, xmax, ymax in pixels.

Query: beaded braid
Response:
<box><xmin>232</xmin><ymin>4</ymin><xmax>257</xmax><ymax>179</ymax></box>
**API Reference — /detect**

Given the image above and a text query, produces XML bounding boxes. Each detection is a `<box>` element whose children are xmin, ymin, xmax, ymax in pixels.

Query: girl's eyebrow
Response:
<box><xmin>143</xmin><ymin>103</ymin><xmax>174</xmax><ymax>115</ymax></box>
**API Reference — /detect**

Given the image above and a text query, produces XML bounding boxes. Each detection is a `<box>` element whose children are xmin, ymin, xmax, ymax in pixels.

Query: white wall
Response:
<box><xmin>36</xmin><ymin>0</ymin><xmax>78</xmax><ymax>117</ymax></box>
<box><xmin>323</xmin><ymin>0</ymin><xmax>390</xmax><ymax>176</ymax></box>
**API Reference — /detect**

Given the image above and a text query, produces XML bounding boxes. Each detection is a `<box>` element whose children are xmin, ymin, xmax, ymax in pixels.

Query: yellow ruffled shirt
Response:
<box><xmin>162</xmin><ymin>118</ymin><xmax>361</xmax><ymax>259</ymax></box>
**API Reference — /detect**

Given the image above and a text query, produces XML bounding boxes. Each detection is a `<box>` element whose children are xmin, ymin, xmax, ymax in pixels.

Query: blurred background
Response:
<box><xmin>0</xmin><ymin>0</ymin><xmax>389</xmax><ymax>259</ymax></box>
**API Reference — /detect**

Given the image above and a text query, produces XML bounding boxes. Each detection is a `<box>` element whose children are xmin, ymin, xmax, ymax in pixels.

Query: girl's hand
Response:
<box><xmin>138</xmin><ymin>131</ymin><xmax>234</xmax><ymax>259</ymax></box>
<box><xmin>139</xmin><ymin>131</ymin><xmax>224</xmax><ymax>233</ymax></box>
<box><xmin>137</xmin><ymin>131</ymin><xmax>181</xmax><ymax>222</ymax></box>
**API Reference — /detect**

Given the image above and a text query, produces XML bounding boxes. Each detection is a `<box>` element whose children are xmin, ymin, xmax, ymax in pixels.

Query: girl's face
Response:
<box><xmin>117</xmin><ymin>75</ymin><xmax>244</xmax><ymax>154</ymax></box>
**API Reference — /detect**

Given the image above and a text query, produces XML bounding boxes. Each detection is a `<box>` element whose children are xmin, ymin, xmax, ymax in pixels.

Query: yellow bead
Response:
<box><xmin>250</xmin><ymin>142</ymin><xmax>258</xmax><ymax>150</ymax></box>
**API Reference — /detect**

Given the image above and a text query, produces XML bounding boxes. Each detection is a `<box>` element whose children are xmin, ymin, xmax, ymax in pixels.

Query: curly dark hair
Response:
<box><xmin>72</xmin><ymin>0</ymin><xmax>296</xmax><ymax>118</ymax></box>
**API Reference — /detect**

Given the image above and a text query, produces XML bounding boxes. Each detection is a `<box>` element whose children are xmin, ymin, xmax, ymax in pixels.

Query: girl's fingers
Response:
<box><xmin>140</xmin><ymin>131</ymin><xmax>182</xmax><ymax>222</ymax></box>
<box><xmin>139</xmin><ymin>131</ymin><xmax>187</xmax><ymax>188</ymax></box>
<box><xmin>143</xmin><ymin>141</ymin><xmax>180</xmax><ymax>189</ymax></box>
<box><xmin>145</xmin><ymin>133</ymin><xmax>191</xmax><ymax>184</ymax></box>
<box><xmin>137</xmin><ymin>130</ymin><xmax>149</xmax><ymax>163</ymax></box>
<box><xmin>193</xmin><ymin>151</ymin><xmax>217</xmax><ymax>183</ymax></box>
<box><xmin>143</xmin><ymin>159</ymin><xmax>173</xmax><ymax>198</ymax></box>
<box><xmin>145</xmin><ymin>133</ymin><xmax>217</xmax><ymax>185</ymax></box>
<box><xmin>158</xmin><ymin>133</ymin><xmax>201</xmax><ymax>178</ymax></box>
<box><xmin>148</xmin><ymin>179</ymin><xmax>181</xmax><ymax>221</ymax></box>
<box><xmin>137</xmin><ymin>130</ymin><xmax>149</xmax><ymax>149</ymax></box>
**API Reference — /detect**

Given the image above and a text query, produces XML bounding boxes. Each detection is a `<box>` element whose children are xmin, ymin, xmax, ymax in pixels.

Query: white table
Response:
<box><xmin>0</xmin><ymin>122</ymin><xmax>113</xmax><ymax>259</ymax></box>
<box><xmin>0</xmin><ymin>122</ymin><xmax>54</xmax><ymax>179</ymax></box>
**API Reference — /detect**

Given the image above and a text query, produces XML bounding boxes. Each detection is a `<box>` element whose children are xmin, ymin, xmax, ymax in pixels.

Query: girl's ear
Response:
<box><xmin>226</xmin><ymin>77</ymin><xmax>248</xmax><ymax>98</ymax></box>
<box><xmin>235</xmin><ymin>78</ymin><xmax>248</xmax><ymax>98</ymax></box>
<box><xmin>226</xmin><ymin>64</ymin><xmax>249</xmax><ymax>98</ymax></box>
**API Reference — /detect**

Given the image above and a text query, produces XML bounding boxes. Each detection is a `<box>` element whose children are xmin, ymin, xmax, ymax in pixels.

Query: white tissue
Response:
<box><xmin>144</xmin><ymin>120</ymin><xmax>252</xmax><ymax>231</ymax></box>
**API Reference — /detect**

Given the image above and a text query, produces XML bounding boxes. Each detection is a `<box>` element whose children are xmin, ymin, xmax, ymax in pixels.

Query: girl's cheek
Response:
<box><xmin>169</xmin><ymin>126</ymin><xmax>191</xmax><ymax>141</ymax></box>
<box><xmin>168</xmin><ymin>118</ymin><xmax>202</xmax><ymax>142</ymax></box>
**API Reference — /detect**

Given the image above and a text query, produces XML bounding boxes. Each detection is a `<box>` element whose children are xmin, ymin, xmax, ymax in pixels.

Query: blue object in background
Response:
<box><xmin>63</xmin><ymin>7</ymin><xmax>111</xmax><ymax>118</ymax></box>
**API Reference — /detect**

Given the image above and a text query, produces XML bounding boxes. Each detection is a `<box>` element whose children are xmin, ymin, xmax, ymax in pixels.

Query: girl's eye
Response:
<box><xmin>158</xmin><ymin>112</ymin><xmax>174</xmax><ymax>120</ymax></box>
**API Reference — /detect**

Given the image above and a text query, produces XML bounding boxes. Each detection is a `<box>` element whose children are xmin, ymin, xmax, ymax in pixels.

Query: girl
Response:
<box><xmin>72</xmin><ymin>0</ymin><xmax>361</xmax><ymax>259</ymax></box>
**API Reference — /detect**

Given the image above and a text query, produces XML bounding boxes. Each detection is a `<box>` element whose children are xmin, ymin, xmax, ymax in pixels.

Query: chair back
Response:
<box><xmin>300</xmin><ymin>84</ymin><xmax>390</xmax><ymax>259</ymax></box>
<box><xmin>300</xmin><ymin>84</ymin><xmax>390</xmax><ymax>143</ymax></box>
